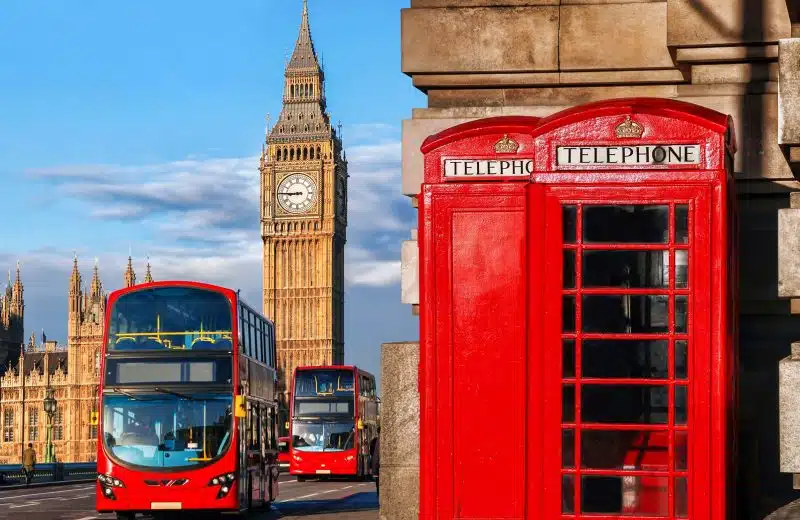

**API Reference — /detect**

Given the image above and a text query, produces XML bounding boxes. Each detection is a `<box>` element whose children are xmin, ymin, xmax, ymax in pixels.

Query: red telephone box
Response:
<box><xmin>418</xmin><ymin>100</ymin><xmax>737</xmax><ymax>520</ymax></box>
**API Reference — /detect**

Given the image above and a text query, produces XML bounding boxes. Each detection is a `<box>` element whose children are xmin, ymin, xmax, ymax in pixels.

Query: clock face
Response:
<box><xmin>277</xmin><ymin>173</ymin><xmax>317</xmax><ymax>214</ymax></box>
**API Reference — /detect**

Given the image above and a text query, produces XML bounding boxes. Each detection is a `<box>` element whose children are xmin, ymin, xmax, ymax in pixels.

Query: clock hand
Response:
<box><xmin>277</xmin><ymin>191</ymin><xmax>303</xmax><ymax>196</ymax></box>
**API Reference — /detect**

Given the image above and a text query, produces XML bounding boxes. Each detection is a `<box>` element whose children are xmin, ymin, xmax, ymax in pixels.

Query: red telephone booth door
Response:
<box><xmin>541</xmin><ymin>185</ymin><xmax>712</xmax><ymax>520</ymax></box>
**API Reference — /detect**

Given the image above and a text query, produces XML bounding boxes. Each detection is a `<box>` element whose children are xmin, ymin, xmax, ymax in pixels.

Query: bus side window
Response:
<box><xmin>238</xmin><ymin>305</ymin><xmax>245</xmax><ymax>352</ymax></box>
<box><xmin>255</xmin><ymin>321</ymin><xmax>262</xmax><ymax>362</ymax></box>
<box><xmin>249</xmin><ymin>403</ymin><xmax>261</xmax><ymax>451</ymax></box>
<box><xmin>246</xmin><ymin>313</ymin><xmax>253</xmax><ymax>358</ymax></box>
<box><xmin>269</xmin><ymin>408</ymin><xmax>277</xmax><ymax>451</ymax></box>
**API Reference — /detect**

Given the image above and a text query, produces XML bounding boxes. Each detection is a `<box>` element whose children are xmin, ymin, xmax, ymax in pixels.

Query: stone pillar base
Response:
<box><xmin>379</xmin><ymin>341</ymin><xmax>420</xmax><ymax>520</ymax></box>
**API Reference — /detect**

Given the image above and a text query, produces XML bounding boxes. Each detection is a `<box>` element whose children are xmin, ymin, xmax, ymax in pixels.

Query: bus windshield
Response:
<box><xmin>294</xmin><ymin>369</ymin><xmax>354</xmax><ymax>397</ymax></box>
<box><xmin>107</xmin><ymin>286</ymin><xmax>232</xmax><ymax>351</ymax></box>
<box><xmin>292</xmin><ymin>421</ymin><xmax>355</xmax><ymax>452</ymax></box>
<box><xmin>102</xmin><ymin>392</ymin><xmax>232</xmax><ymax>469</ymax></box>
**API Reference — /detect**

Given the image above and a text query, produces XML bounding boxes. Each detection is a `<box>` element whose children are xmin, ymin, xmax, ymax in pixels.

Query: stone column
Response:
<box><xmin>379</xmin><ymin>341</ymin><xmax>419</xmax><ymax>520</ymax></box>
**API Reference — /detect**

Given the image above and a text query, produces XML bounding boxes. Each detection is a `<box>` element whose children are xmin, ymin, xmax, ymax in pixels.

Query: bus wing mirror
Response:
<box><xmin>235</xmin><ymin>395</ymin><xmax>247</xmax><ymax>418</ymax></box>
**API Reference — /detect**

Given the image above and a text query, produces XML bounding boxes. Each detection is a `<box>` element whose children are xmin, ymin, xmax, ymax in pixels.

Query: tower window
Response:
<box><xmin>290</xmin><ymin>149</ymin><xmax>295</xmax><ymax>161</ymax></box>
<box><xmin>303</xmin><ymin>147</ymin><xmax>308</xmax><ymax>160</ymax></box>
<box><xmin>3</xmin><ymin>410</ymin><xmax>14</xmax><ymax>442</ymax></box>
<box><xmin>54</xmin><ymin>407</ymin><xmax>64</xmax><ymax>441</ymax></box>
<box><xmin>29</xmin><ymin>408</ymin><xmax>39</xmax><ymax>441</ymax></box>
<box><xmin>310</xmin><ymin>147</ymin><xmax>315</xmax><ymax>160</ymax></box>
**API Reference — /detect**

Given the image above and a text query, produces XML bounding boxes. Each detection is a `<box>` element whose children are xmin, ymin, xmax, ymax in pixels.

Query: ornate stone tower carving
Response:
<box><xmin>260</xmin><ymin>0</ymin><xmax>347</xmax><ymax>421</ymax></box>
<box><xmin>0</xmin><ymin>264</ymin><xmax>24</xmax><ymax>369</ymax></box>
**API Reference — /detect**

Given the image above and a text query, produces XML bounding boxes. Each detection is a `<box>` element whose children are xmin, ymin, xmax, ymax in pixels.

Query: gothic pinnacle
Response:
<box><xmin>144</xmin><ymin>257</ymin><xmax>153</xmax><ymax>283</ymax></box>
<box><xmin>287</xmin><ymin>0</ymin><xmax>320</xmax><ymax>71</ymax></box>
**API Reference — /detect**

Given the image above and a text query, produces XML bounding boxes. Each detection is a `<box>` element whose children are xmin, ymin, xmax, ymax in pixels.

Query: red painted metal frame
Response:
<box><xmin>418</xmin><ymin>101</ymin><xmax>736</xmax><ymax>520</ymax></box>
<box><xmin>540</xmin><ymin>186</ymin><xmax>712</xmax><ymax>520</ymax></box>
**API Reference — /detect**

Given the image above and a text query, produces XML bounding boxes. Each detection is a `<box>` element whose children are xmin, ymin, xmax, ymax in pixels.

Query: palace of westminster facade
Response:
<box><xmin>0</xmin><ymin>1</ymin><xmax>346</xmax><ymax>463</ymax></box>
<box><xmin>0</xmin><ymin>258</ymin><xmax>153</xmax><ymax>463</ymax></box>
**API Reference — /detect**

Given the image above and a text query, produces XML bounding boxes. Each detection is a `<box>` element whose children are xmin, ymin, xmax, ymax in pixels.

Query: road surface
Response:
<box><xmin>0</xmin><ymin>475</ymin><xmax>378</xmax><ymax>519</ymax></box>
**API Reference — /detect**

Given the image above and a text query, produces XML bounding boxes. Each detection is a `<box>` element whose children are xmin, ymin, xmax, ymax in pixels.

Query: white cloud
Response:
<box><xmin>25</xmin><ymin>140</ymin><xmax>412</xmax><ymax>290</ymax></box>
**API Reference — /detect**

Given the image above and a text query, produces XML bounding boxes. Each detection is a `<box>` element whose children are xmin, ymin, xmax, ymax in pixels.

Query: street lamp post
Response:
<box><xmin>43</xmin><ymin>387</ymin><xmax>57</xmax><ymax>463</ymax></box>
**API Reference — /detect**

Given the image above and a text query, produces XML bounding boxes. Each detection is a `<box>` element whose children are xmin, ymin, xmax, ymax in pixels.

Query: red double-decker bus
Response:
<box><xmin>96</xmin><ymin>281</ymin><xmax>281</xmax><ymax>519</ymax></box>
<box><xmin>289</xmin><ymin>366</ymin><xmax>379</xmax><ymax>480</ymax></box>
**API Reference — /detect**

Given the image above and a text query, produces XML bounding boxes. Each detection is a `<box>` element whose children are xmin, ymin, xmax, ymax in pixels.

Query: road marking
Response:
<box><xmin>0</xmin><ymin>485</ymin><xmax>94</xmax><ymax>501</ymax></box>
<box><xmin>9</xmin><ymin>501</ymin><xmax>41</xmax><ymax>508</ymax></box>
<box><xmin>72</xmin><ymin>517</ymin><xmax>97</xmax><ymax>520</ymax></box>
<box><xmin>280</xmin><ymin>485</ymin><xmax>356</xmax><ymax>502</ymax></box>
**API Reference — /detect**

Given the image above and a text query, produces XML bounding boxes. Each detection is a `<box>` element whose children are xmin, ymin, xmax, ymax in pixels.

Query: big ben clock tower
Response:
<box><xmin>260</xmin><ymin>0</ymin><xmax>346</xmax><ymax>428</ymax></box>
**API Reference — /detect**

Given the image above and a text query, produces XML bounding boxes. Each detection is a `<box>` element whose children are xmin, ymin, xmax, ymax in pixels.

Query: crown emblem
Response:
<box><xmin>615</xmin><ymin>115</ymin><xmax>644</xmax><ymax>138</ymax></box>
<box><xmin>494</xmin><ymin>134</ymin><xmax>520</xmax><ymax>154</ymax></box>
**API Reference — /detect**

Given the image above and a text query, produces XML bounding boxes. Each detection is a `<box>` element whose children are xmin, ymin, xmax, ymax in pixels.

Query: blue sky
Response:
<box><xmin>0</xmin><ymin>0</ymin><xmax>424</xmax><ymax>391</ymax></box>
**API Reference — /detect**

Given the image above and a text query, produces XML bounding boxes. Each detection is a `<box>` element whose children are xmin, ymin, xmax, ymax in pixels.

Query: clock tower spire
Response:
<box><xmin>260</xmin><ymin>0</ymin><xmax>347</xmax><ymax>432</ymax></box>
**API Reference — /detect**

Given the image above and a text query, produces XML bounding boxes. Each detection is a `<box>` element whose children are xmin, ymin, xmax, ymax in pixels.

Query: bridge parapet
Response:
<box><xmin>0</xmin><ymin>463</ymin><xmax>96</xmax><ymax>487</ymax></box>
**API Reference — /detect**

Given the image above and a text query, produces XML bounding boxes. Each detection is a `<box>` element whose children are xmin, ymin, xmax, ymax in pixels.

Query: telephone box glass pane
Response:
<box><xmin>675</xmin><ymin>385</ymin><xmax>688</xmax><ymax>425</ymax></box>
<box><xmin>675</xmin><ymin>296</ymin><xmax>688</xmax><ymax>333</ymax></box>
<box><xmin>562</xmin><ymin>429</ymin><xmax>575</xmax><ymax>468</ymax></box>
<box><xmin>562</xmin><ymin>475</ymin><xmax>575</xmax><ymax>513</ymax></box>
<box><xmin>582</xmin><ymin>385</ymin><xmax>668</xmax><ymax>424</ymax></box>
<box><xmin>582</xmin><ymin>250</ymin><xmax>669</xmax><ymax>288</ymax></box>
<box><xmin>582</xmin><ymin>295</ymin><xmax>669</xmax><ymax>333</ymax></box>
<box><xmin>580</xmin><ymin>475</ymin><xmax>669</xmax><ymax>515</ymax></box>
<box><xmin>583</xmin><ymin>205</ymin><xmax>669</xmax><ymax>244</ymax></box>
<box><xmin>675</xmin><ymin>205</ymin><xmax>689</xmax><ymax>244</ymax></box>
<box><xmin>675</xmin><ymin>250</ymin><xmax>689</xmax><ymax>288</ymax></box>
<box><xmin>581</xmin><ymin>430</ymin><xmax>669</xmax><ymax>470</ymax></box>
<box><xmin>564</xmin><ymin>250</ymin><xmax>576</xmax><ymax>288</ymax></box>
<box><xmin>676</xmin><ymin>430</ymin><xmax>688</xmax><ymax>470</ymax></box>
<box><xmin>563</xmin><ymin>385</ymin><xmax>575</xmax><ymax>423</ymax></box>
<box><xmin>563</xmin><ymin>205</ymin><xmax>577</xmax><ymax>243</ymax></box>
<box><xmin>582</xmin><ymin>339</ymin><xmax>668</xmax><ymax>379</ymax></box>
<box><xmin>563</xmin><ymin>296</ymin><xmax>576</xmax><ymax>332</ymax></box>
<box><xmin>675</xmin><ymin>340</ymin><xmax>688</xmax><ymax>379</ymax></box>
<box><xmin>675</xmin><ymin>477</ymin><xmax>689</xmax><ymax>517</ymax></box>
<box><xmin>563</xmin><ymin>339</ymin><xmax>576</xmax><ymax>378</ymax></box>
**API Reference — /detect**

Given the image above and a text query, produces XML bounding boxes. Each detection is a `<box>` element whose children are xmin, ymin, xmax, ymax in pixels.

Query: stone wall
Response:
<box><xmin>379</xmin><ymin>342</ymin><xmax>419</xmax><ymax>520</ymax></box>
<box><xmin>398</xmin><ymin>1</ymin><xmax>800</xmax><ymax>517</ymax></box>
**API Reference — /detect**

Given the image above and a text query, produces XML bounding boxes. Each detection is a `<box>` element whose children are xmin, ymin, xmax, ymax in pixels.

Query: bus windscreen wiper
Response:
<box><xmin>153</xmin><ymin>387</ymin><xmax>196</xmax><ymax>400</ymax></box>
<box><xmin>113</xmin><ymin>388</ymin><xmax>141</xmax><ymax>401</ymax></box>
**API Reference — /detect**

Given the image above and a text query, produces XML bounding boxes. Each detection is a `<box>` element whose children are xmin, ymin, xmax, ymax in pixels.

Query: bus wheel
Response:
<box><xmin>297</xmin><ymin>475</ymin><xmax>309</xmax><ymax>482</ymax></box>
<box><xmin>115</xmin><ymin>513</ymin><xmax>135</xmax><ymax>520</ymax></box>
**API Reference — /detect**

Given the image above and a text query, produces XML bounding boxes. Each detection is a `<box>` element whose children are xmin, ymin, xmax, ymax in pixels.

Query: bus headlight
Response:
<box><xmin>208</xmin><ymin>472</ymin><xmax>236</xmax><ymax>499</ymax></box>
<box><xmin>97</xmin><ymin>474</ymin><xmax>125</xmax><ymax>500</ymax></box>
